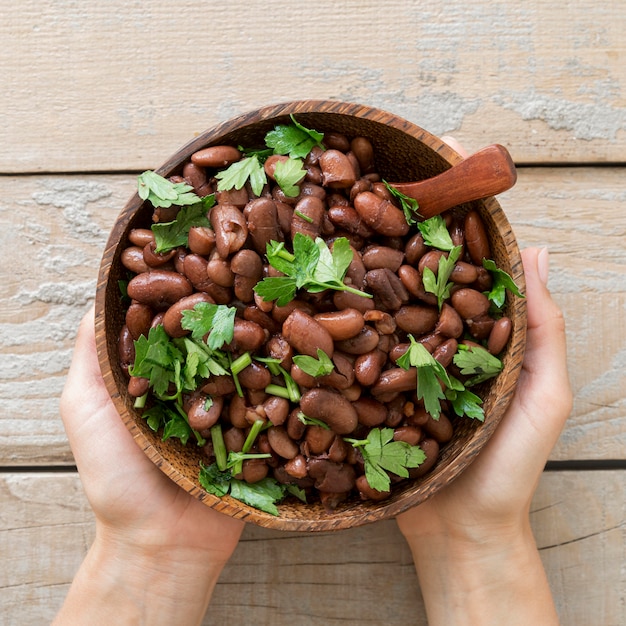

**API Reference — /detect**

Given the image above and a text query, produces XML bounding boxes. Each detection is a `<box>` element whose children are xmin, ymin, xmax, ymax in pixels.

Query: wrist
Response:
<box><xmin>53</xmin><ymin>524</ymin><xmax>229</xmax><ymax>626</ymax></box>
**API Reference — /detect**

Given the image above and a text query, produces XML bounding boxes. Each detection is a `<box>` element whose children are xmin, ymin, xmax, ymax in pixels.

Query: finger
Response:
<box><xmin>440</xmin><ymin>135</ymin><xmax>470</xmax><ymax>158</ymax></box>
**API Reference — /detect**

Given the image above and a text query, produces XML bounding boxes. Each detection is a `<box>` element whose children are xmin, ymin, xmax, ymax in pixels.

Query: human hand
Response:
<box><xmin>54</xmin><ymin>306</ymin><xmax>245</xmax><ymax>625</ymax></box>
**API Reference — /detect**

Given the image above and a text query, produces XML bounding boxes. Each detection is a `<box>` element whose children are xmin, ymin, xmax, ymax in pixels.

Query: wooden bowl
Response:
<box><xmin>95</xmin><ymin>100</ymin><xmax>526</xmax><ymax>532</ymax></box>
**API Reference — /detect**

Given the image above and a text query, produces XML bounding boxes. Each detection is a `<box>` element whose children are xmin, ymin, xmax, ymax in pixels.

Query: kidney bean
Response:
<box><xmin>127</xmin><ymin>375</ymin><xmax>149</xmax><ymax>398</ymax></box>
<box><xmin>365</xmin><ymin>268</ymin><xmax>409</xmax><ymax>310</ymax></box>
<box><xmin>354</xmin><ymin>349</ymin><xmax>387</xmax><ymax>387</ymax></box>
<box><xmin>394</xmin><ymin>305</ymin><xmax>439</xmax><ymax>335</ymax></box>
<box><xmin>305</xmin><ymin>425</ymin><xmax>336</xmax><ymax>454</ymax></box>
<box><xmin>466</xmin><ymin>314</ymin><xmax>495</xmax><ymax>339</ymax></box>
<box><xmin>262</xmin><ymin>396</ymin><xmax>290</xmax><ymax>426</ymax></box>
<box><xmin>397</xmin><ymin>264</ymin><xmax>438</xmax><ymax>306</ymax></box>
<box><xmin>451</xmin><ymin>261</ymin><xmax>479</xmax><ymax>284</ymax></box>
<box><xmin>188</xmin><ymin>395</ymin><xmax>223</xmax><ymax>431</ymax></box>
<box><xmin>191</xmin><ymin>145</ymin><xmax>242</xmax><ymax>168</ymax></box>
<box><xmin>393</xmin><ymin>425</ymin><xmax>422</xmax><ymax>446</ymax></box>
<box><xmin>118</xmin><ymin>325</ymin><xmax>135</xmax><ymax>375</ymax></box>
<box><xmin>417</xmin><ymin>332</ymin><xmax>444</xmax><ymax>353</ymax></box>
<box><xmin>422</xmin><ymin>412</ymin><xmax>453</xmax><ymax>444</ymax></box>
<box><xmin>356</xmin><ymin>474</ymin><xmax>391</xmax><ymax>502</ymax></box>
<box><xmin>353</xmin><ymin>191</ymin><xmax>410</xmax><ymax>237</ymax></box>
<box><xmin>300</xmin><ymin>388</ymin><xmax>358</xmax><ymax>434</ymax></box>
<box><xmin>291</xmin><ymin>195</ymin><xmax>325</xmax><ymax>241</ymax></box>
<box><xmin>271</xmin><ymin>299</ymin><xmax>315</xmax><ymax>324</ymax></box>
<box><xmin>182</xmin><ymin>160</ymin><xmax>208</xmax><ymax>193</ymax></box>
<box><xmin>308</xmin><ymin>459</ymin><xmax>356</xmax><ymax>493</ymax></box>
<box><xmin>436</xmin><ymin>303</ymin><xmax>464</xmax><ymax>338</ymax></box>
<box><xmin>211</xmin><ymin>204</ymin><xmax>248</xmax><ymax>258</ymax></box>
<box><xmin>238</xmin><ymin>362</ymin><xmax>272</xmax><ymax>390</ymax></box>
<box><xmin>353</xmin><ymin>397</ymin><xmax>387</xmax><ymax>427</ymax></box>
<box><xmin>335</xmin><ymin>326</ymin><xmax>380</xmax><ymax>355</ymax></box>
<box><xmin>121</xmin><ymin>246</ymin><xmax>150</xmax><ymax>274</ymax></box>
<box><xmin>187</xmin><ymin>226</ymin><xmax>215</xmax><ymax>255</ymax></box>
<box><xmin>327</xmin><ymin>205</ymin><xmax>375</xmax><ymax>237</ymax></box>
<box><xmin>464</xmin><ymin>209</ymin><xmax>491</xmax><ymax>264</ymax></box>
<box><xmin>371</xmin><ymin>367</ymin><xmax>417</xmax><ymax>396</ymax></box>
<box><xmin>223</xmin><ymin>426</ymin><xmax>245</xmax><ymax>453</ymax></box>
<box><xmin>418</xmin><ymin>250</ymin><xmax>446</xmax><ymax>275</ymax></box>
<box><xmin>317</xmin><ymin>352</ymin><xmax>356</xmax><ymax>390</ymax></box>
<box><xmin>432</xmin><ymin>338</ymin><xmax>458</xmax><ymax>368</ymax></box>
<box><xmin>313</xmin><ymin>308</ymin><xmax>364</xmax><ymax>341</ymax></box>
<box><xmin>323</xmin><ymin>132</ymin><xmax>351</xmax><ymax>152</ymax></box>
<box><xmin>127</xmin><ymin>270</ymin><xmax>193</xmax><ymax>309</ymax></box>
<box><xmin>404</xmin><ymin>232</ymin><xmax>428</xmax><ymax>265</ymax></box>
<box><xmin>350</xmin><ymin>136</ymin><xmax>376</xmax><ymax>174</ymax></box>
<box><xmin>362</xmin><ymin>245</ymin><xmax>405</xmax><ymax>272</ymax></box>
<box><xmin>363</xmin><ymin>309</ymin><xmax>396</xmax><ymax>334</ymax></box>
<box><xmin>282</xmin><ymin>309</ymin><xmax>334</xmax><ymax>359</ymax></box>
<box><xmin>488</xmin><ymin>316</ymin><xmax>512</xmax><ymax>354</ymax></box>
<box><xmin>125</xmin><ymin>302</ymin><xmax>153</xmax><ymax>340</ymax></box>
<box><xmin>230</xmin><ymin>249</ymin><xmax>263</xmax><ymax>280</ymax></box>
<box><xmin>215</xmin><ymin>186</ymin><xmax>250</xmax><ymax>208</ymax></box>
<box><xmin>284</xmin><ymin>454</ymin><xmax>308</xmax><ymax>479</ymax></box>
<box><xmin>450</xmin><ymin>288</ymin><xmax>491</xmax><ymax>319</ymax></box>
<box><xmin>241</xmin><ymin>458</ymin><xmax>269</xmax><ymax>484</ymax></box>
<box><xmin>243</xmin><ymin>306</ymin><xmax>280</xmax><ymax>335</ymax></box>
<box><xmin>228</xmin><ymin>318</ymin><xmax>267</xmax><ymax>353</ymax></box>
<box><xmin>206</xmin><ymin>253</ymin><xmax>235</xmax><ymax>287</ymax></box>
<box><xmin>242</xmin><ymin>197</ymin><xmax>282</xmax><ymax>255</ymax></box>
<box><xmin>318</xmin><ymin>149</ymin><xmax>356</xmax><ymax>188</ymax></box>
<box><xmin>162</xmin><ymin>292</ymin><xmax>214</xmax><ymax>338</ymax></box>
<box><xmin>409</xmin><ymin>438</ymin><xmax>439</xmax><ymax>478</ymax></box>
<box><xmin>228</xmin><ymin>395</ymin><xmax>249</xmax><ymax>429</ymax></box>
<box><xmin>202</xmin><ymin>375</ymin><xmax>237</xmax><ymax>397</ymax></box>
<box><xmin>349</xmin><ymin>178</ymin><xmax>372</xmax><ymax>202</ymax></box>
<box><xmin>267</xmin><ymin>425</ymin><xmax>299</xmax><ymax>459</ymax></box>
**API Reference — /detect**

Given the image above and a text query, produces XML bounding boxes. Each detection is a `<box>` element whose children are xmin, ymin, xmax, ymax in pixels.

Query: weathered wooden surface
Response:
<box><xmin>1</xmin><ymin>168</ymin><xmax>624</xmax><ymax>465</ymax></box>
<box><xmin>2</xmin><ymin>1</ymin><xmax>625</xmax><ymax>623</ymax></box>
<box><xmin>2</xmin><ymin>1</ymin><xmax>625</xmax><ymax>173</ymax></box>
<box><xmin>0</xmin><ymin>471</ymin><xmax>623</xmax><ymax>626</ymax></box>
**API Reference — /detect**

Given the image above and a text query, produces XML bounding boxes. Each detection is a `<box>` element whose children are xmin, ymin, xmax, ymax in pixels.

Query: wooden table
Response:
<box><xmin>2</xmin><ymin>2</ymin><xmax>624</xmax><ymax>624</ymax></box>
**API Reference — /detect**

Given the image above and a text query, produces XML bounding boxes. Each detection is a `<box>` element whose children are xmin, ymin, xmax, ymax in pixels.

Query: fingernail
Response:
<box><xmin>537</xmin><ymin>248</ymin><xmax>549</xmax><ymax>286</ymax></box>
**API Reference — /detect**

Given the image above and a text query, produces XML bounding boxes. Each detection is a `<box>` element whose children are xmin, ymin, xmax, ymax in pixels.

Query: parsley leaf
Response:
<box><xmin>265</xmin><ymin>115</ymin><xmax>324</xmax><ymax>159</ymax></box>
<box><xmin>453</xmin><ymin>344</ymin><xmax>503</xmax><ymax>386</ymax></box>
<box><xmin>384</xmin><ymin>181</ymin><xmax>420</xmax><ymax>225</ymax></box>
<box><xmin>215</xmin><ymin>155</ymin><xmax>267</xmax><ymax>197</ymax></box>
<box><xmin>422</xmin><ymin>245</ymin><xmax>463</xmax><ymax>310</ymax></box>
<box><xmin>418</xmin><ymin>215</ymin><xmax>455</xmax><ymax>251</ymax></box>
<box><xmin>444</xmin><ymin>378</ymin><xmax>485</xmax><ymax>422</ymax></box>
<box><xmin>151</xmin><ymin>202</ymin><xmax>214</xmax><ymax>253</ymax></box>
<box><xmin>180</xmin><ymin>302</ymin><xmax>237</xmax><ymax>350</ymax></box>
<box><xmin>396</xmin><ymin>335</ymin><xmax>454</xmax><ymax>420</ymax></box>
<box><xmin>292</xmin><ymin>349</ymin><xmax>335</xmax><ymax>377</ymax></box>
<box><xmin>273</xmin><ymin>157</ymin><xmax>306</xmax><ymax>197</ymax></box>
<box><xmin>346</xmin><ymin>427</ymin><xmax>426</xmax><ymax>492</ymax></box>
<box><xmin>138</xmin><ymin>170</ymin><xmax>205</xmax><ymax>208</ymax></box>
<box><xmin>254</xmin><ymin>233</ymin><xmax>372</xmax><ymax>305</ymax></box>
<box><xmin>482</xmin><ymin>258</ymin><xmax>525</xmax><ymax>309</ymax></box>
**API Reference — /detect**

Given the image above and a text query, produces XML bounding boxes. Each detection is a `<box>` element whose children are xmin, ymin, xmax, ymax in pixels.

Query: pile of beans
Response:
<box><xmin>117</xmin><ymin>131</ymin><xmax>512</xmax><ymax>511</ymax></box>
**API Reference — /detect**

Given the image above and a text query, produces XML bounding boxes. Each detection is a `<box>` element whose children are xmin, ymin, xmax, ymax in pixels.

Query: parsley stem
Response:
<box><xmin>134</xmin><ymin>393</ymin><xmax>148</xmax><ymax>409</ymax></box>
<box><xmin>294</xmin><ymin>210</ymin><xmax>314</xmax><ymax>223</ymax></box>
<box><xmin>230</xmin><ymin>352</ymin><xmax>252</xmax><ymax>375</ymax></box>
<box><xmin>264</xmin><ymin>384</ymin><xmax>291</xmax><ymax>400</ymax></box>
<box><xmin>278</xmin><ymin>365</ymin><xmax>301</xmax><ymax>402</ymax></box>
<box><xmin>242</xmin><ymin>419</ymin><xmax>266</xmax><ymax>454</ymax></box>
<box><xmin>210</xmin><ymin>424</ymin><xmax>228</xmax><ymax>471</ymax></box>
<box><xmin>341</xmin><ymin>284</ymin><xmax>374</xmax><ymax>299</ymax></box>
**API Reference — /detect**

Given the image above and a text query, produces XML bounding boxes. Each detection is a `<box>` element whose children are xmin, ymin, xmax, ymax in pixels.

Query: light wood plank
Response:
<box><xmin>2</xmin><ymin>1</ymin><xmax>624</xmax><ymax>173</ymax></box>
<box><xmin>0</xmin><ymin>471</ymin><xmax>623</xmax><ymax>625</ymax></box>
<box><xmin>1</xmin><ymin>167</ymin><xmax>623</xmax><ymax>465</ymax></box>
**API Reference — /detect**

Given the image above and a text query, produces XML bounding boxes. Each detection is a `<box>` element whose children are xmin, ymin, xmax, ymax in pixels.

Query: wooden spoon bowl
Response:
<box><xmin>95</xmin><ymin>100</ymin><xmax>526</xmax><ymax>532</ymax></box>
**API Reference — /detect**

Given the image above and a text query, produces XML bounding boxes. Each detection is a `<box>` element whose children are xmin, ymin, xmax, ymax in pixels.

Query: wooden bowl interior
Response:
<box><xmin>95</xmin><ymin>100</ymin><xmax>526</xmax><ymax>531</ymax></box>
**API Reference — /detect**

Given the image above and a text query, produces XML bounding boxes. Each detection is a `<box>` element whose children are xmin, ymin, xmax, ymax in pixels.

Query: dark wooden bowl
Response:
<box><xmin>95</xmin><ymin>100</ymin><xmax>526</xmax><ymax>532</ymax></box>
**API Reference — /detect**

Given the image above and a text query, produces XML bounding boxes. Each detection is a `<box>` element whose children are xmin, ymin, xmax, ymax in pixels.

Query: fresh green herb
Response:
<box><xmin>345</xmin><ymin>427</ymin><xmax>426</xmax><ymax>492</ymax></box>
<box><xmin>418</xmin><ymin>215</ymin><xmax>455</xmax><ymax>251</ymax></box>
<box><xmin>138</xmin><ymin>170</ymin><xmax>205</xmax><ymax>209</ymax></box>
<box><xmin>254</xmin><ymin>357</ymin><xmax>302</xmax><ymax>402</ymax></box>
<box><xmin>151</xmin><ymin>202</ymin><xmax>214</xmax><ymax>253</ymax></box>
<box><xmin>273</xmin><ymin>158</ymin><xmax>306</xmax><ymax>197</ymax></box>
<box><xmin>180</xmin><ymin>301</ymin><xmax>237</xmax><ymax>350</ymax></box>
<box><xmin>214</xmin><ymin>155</ymin><xmax>267</xmax><ymax>197</ymax></box>
<box><xmin>297</xmin><ymin>411</ymin><xmax>331</xmax><ymax>429</ymax></box>
<box><xmin>142</xmin><ymin>401</ymin><xmax>205</xmax><ymax>447</ymax></box>
<box><xmin>292</xmin><ymin>349</ymin><xmax>335</xmax><ymax>377</ymax></box>
<box><xmin>254</xmin><ymin>233</ymin><xmax>372</xmax><ymax>306</ymax></box>
<box><xmin>482</xmin><ymin>259</ymin><xmax>525</xmax><ymax>309</ymax></box>
<box><xmin>444</xmin><ymin>379</ymin><xmax>485</xmax><ymax>422</ymax></box>
<box><xmin>453</xmin><ymin>344</ymin><xmax>503</xmax><ymax>386</ymax></box>
<box><xmin>294</xmin><ymin>209</ymin><xmax>314</xmax><ymax>223</ymax></box>
<box><xmin>422</xmin><ymin>245</ymin><xmax>463</xmax><ymax>310</ymax></box>
<box><xmin>396</xmin><ymin>336</ymin><xmax>454</xmax><ymax>420</ymax></box>
<box><xmin>383</xmin><ymin>181</ymin><xmax>421</xmax><ymax>225</ymax></box>
<box><xmin>265</xmin><ymin>115</ymin><xmax>324</xmax><ymax>159</ymax></box>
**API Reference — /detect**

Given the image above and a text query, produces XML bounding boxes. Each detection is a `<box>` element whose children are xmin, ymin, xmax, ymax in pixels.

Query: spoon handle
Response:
<box><xmin>390</xmin><ymin>144</ymin><xmax>517</xmax><ymax>219</ymax></box>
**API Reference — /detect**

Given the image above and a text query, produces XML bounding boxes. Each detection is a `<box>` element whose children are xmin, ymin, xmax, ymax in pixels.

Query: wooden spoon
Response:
<box><xmin>389</xmin><ymin>144</ymin><xmax>517</xmax><ymax>219</ymax></box>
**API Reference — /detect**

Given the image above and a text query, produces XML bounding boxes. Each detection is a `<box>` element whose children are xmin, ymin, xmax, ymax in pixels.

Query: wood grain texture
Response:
<box><xmin>2</xmin><ymin>0</ymin><xmax>624</xmax><ymax>173</ymax></box>
<box><xmin>0</xmin><ymin>471</ymin><xmax>623</xmax><ymax>625</ymax></box>
<box><xmin>1</xmin><ymin>167</ymin><xmax>623</xmax><ymax>465</ymax></box>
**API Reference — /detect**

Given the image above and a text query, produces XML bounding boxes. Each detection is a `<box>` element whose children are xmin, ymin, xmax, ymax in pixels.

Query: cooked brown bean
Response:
<box><xmin>162</xmin><ymin>292</ymin><xmax>214</xmax><ymax>338</ymax></box>
<box><xmin>353</xmin><ymin>191</ymin><xmax>410</xmax><ymax>237</ymax></box>
<box><xmin>242</xmin><ymin>458</ymin><xmax>269</xmax><ymax>483</ymax></box>
<box><xmin>127</xmin><ymin>375</ymin><xmax>149</xmax><ymax>398</ymax></box>
<box><xmin>334</xmin><ymin>326</ymin><xmax>380</xmax><ymax>355</ymax></box>
<box><xmin>230</xmin><ymin>249</ymin><xmax>263</xmax><ymax>279</ymax></box>
<box><xmin>291</xmin><ymin>195</ymin><xmax>325</xmax><ymax>240</ymax></box>
<box><xmin>267</xmin><ymin>426</ymin><xmax>299</xmax><ymax>459</ymax></box>
<box><xmin>319</xmin><ymin>149</ymin><xmax>357</xmax><ymax>188</ymax></box>
<box><xmin>466</xmin><ymin>314</ymin><xmax>495</xmax><ymax>339</ymax></box>
<box><xmin>201</xmin><ymin>375</ymin><xmax>237</xmax><ymax>397</ymax></box>
<box><xmin>404</xmin><ymin>232</ymin><xmax>428</xmax><ymax>265</ymax></box>
<box><xmin>313</xmin><ymin>308</ymin><xmax>365</xmax><ymax>341</ymax></box>
<box><xmin>450</xmin><ymin>288</ymin><xmax>491</xmax><ymax>319</ymax></box>
<box><xmin>371</xmin><ymin>367</ymin><xmax>417</xmax><ymax>396</ymax></box>
<box><xmin>363</xmin><ymin>309</ymin><xmax>396</xmax><ymax>334</ymax></box>
<box><xmin>128</xmin><ymin>228</ymin><xmax>155</xmax><ymax>247</ymax></box>
<box><xmin>362</xmin><ymin>245</ymin><xmax>405</xmax><ymax>272</ymax></box>
<box><xmin>262</xmin><ymin>396</ymin><xmax>290</xmax><ymax>426</ymax></box>
<box><xmin>422</xmin><ymin>412</ymin><xmax>453</xmax><ymax>444</ymax></box>
<box><xmin>211</xmin><ymin>204</ymin><xmax>249</xmax><ymax>258</ymax></box>
<box><xmin>215</xmin><ymin>186</ymin><xmax>249</xmax><ymax>208</ymax></box>
<box><xmin>354</xmin><ymin>349</ymin><xmax>387</xmax><ymax>387</ymax></box>
<box><xmin>327</xmin><ymin>205</ymin><xmax>374</xmax><ymax>237</ymax></box>
<box><xmin>308</xmin><ymin>459</ymin><xmax>356</xmax><ymax>493</ymax></box>
<box><xmin>282</xmin><ymin>309</ymin><xmax>334</xmax><ymax>358</ymax></box>
<box><xmin>394</xmin><ymin>305</ymin><xmax>439</xmax><ymax>335</ymax></box>
<box><xmin>118</xmin><ymin>325</ymin><xmax>135</xmax><ymax>375</ymax></box>
<box><xmin>188</xmin><ymin>395</ymin><xmax>223</xmax><ymax>431</ymax></box>
<box><xmin>125</xmin><ymin>302</ymin><xmax>153</xmax><ymax>340</ymax></box>
<box><xmin>464</xmin><ymin>209</ymin><xmax>491</xmax><ymax>264</ymax></box>
<box><xmin>299</xmin><ymin>388</ymin><xmax>358</xmax><ymax>434</ymax></box>
<box><xmin>451</xmin><ymin>261</ymin><xmax>479</xmax><ymax>284</ymax></box>
<box><xmin>409</xmin><ymin>438</ymin><xmax>439</xmax><ymax>478</ymax></box>
<box><xmin>365</xmin><ymin>268</ymin><xmax>409</xmax><ymax>310</ymax></box>
<box><xmin>432</xmin><ymin>338</ymin><xmax>458</xmax><ymax>368</ymax></box>
<box><xmin>223</xmin><ymin>426</ymin><xmax>245</xmax><ymax>453</ymax></box>
<box><xmin>305</xmin><ymin>425</ymin><xmax>336</xmax><ymax>454</ymax></box>
<box><xmin>243</xmin><ymin>197</ymin><xmax>283</xmax><ymax>255</ymax></box>
<box><xmin>393</xmin><ymin>425</ymin><xmax>422</xmax><ymax>446</ymax></box>
<box><xmin>353</xmin><ymin>397</ymin><xmax>387</xmax><ymax>427</ymax></box>
<box><xmin>488</xmin><ymin>316</ymin><xmax>512</xmax><ymax>354</ymax></box>
<box><xmin>436</xmin><ymin>303</ymin><xmax>464</xmax><ymax>338</ymax></box>
<box><xmin>397</xmin><ymin>264</ymin><xmax>438</xmax><ymax>305</ymax></box>
<box><xmin>206</xmin><ymin>254</ymin><xmax>235</xmax><ymax>287</ymax></box>
<box><xmin>418</xmin><ymin>250</ymin><xmax>445</xmax><ymax>275</ymax></box>
<box><xmin>121</xmin><ymin>246</ymin><xmax>150</xmax><ymax>274</ymax></box>
<box><xmin>127</xmin><ymin>270</ymin><xmax>193</xmax><ymax>309</ymax></box>
<box><xmin>187</xmin><ymin>226</ymin><xmax>215</xmax><ymax>255</ymax></box>
<box><xmin>228</xmin><ymin>318</ymin><xmax>267</xmax><ymax>353</ymax></box>
<box><xmin>237</xmin><ymin>362</ymin><xmax>272</xmax><ymax>390</ymax></box>
<box><xmin>350</xmin><ymin>136</ymin><xmax>376</xmax><ymax>174</ymax></box>
<box><xmin>191</xmin><ymin>145</ymin><xmax>242</xmax><ymax>168</ymax></box>
<box><xmin>182</xmin><ymin>161</ymin><xmax>208</xmax><ymax>193</ymax></box>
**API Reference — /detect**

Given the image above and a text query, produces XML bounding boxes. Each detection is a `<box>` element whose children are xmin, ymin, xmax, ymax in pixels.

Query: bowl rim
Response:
<box><xmin>95</xmin><ymin>99</ymin><xmax>527</xmax><ymax>532</ymax></box>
